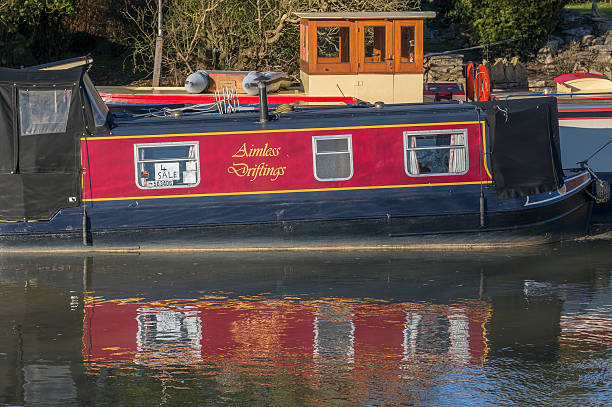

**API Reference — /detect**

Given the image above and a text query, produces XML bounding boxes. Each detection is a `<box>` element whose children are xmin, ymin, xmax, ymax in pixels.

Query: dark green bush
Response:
<box><xmin>449</xmin><ymin>0</ymin><xmax>569</xmax><ymax>57</ymax></box>
<box><xmin>0</xmin><ymin>0</ymin><xmax>79</xmax><ymax>66</ymax></box>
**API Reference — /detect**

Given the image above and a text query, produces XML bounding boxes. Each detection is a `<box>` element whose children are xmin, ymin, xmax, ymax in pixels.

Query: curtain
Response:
<box><xmin>448</xmin><ymin>133</ymin><xmax>466</xmax><ymax>173</ymax></box>
<box><xmin>409</xmin><ymin>135</ymin><xmax>419</xmax><ymax>174</ymax></box>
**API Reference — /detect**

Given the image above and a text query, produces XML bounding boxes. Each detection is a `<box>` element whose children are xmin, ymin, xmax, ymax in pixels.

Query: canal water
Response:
<box><xmin>1</xmin><ymin>240</ymin><xmax>611</xmax><ymax>406</ymax></box>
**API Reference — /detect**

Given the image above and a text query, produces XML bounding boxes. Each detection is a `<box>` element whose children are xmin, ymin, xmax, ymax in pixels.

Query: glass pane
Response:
<box><xmin>400</xmin><ymin>26</ymin><xmax>415</xmax><ymax>63</ymax></box>
<box><xmin>19</xmin><ymin>89</ymin><xmax>72</xmax><ymax>136</ymax></box>
<box><xmin>364</xmin><ymin>26</ymin><xmax>386</xmax><ymax>62</ymax></box>
<box><xmin>137</xmin><ymin>145</ymin><xmax>194</xmax><ymax>160</ymax></box>
<box><xmin>316</xmin><ymin>138</ymin><xmax>349</xmax><ymax>153</ymax></box>
<box><xmin>138</xmin><ymin>160</ymin><xmax>196</xmax><ymax>188</ymax></box>
<box><xmin>407</xmin><ymin>149</ymin><xmax>450</xmax><ymax>174</ymax></box>
<box><xmin>136</xmin><ymin>143</ymin><xmax>199</xmax><ymax>189</ymax></box>
<box><xmin>408</xmin><ymin>135</ymin><xmax>453</xmax><ymax>148</ymax></box>
<box><xmin>83</xmin><ymin>74</ymin><xmax>109</xmax><ymax>127</ymax></box>
<box><xmin>406</xmin><ymin>148</ymin><xmax>466</xmax><ymax>175</ymax></box>
<box><xmin>316</xmin><ymin>153</ymin><xmax>351</xmax><ymax>179</ymax></box>
<box><xmin>317</xmin><ymin>26</ymin><xmax>350</xmax><ymax>63</ymax></box>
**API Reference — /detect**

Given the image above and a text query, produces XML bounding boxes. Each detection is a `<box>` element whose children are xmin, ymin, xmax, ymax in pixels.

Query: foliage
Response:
<box><xmin>449</xmin><ymin>0</ymin><xmax>569</xmax><ymax>58</ymax></box>
<box><xmin>0</xmin><ymin>0</ymin><xmax>79</xmax><ymax>66</ymax></box>
<box><xmin>123</xmin><ymin>0</ymin><xmax>422</xmax><ymax>85</ymax></box>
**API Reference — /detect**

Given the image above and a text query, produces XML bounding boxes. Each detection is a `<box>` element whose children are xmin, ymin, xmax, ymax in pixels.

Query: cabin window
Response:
<box><xmin>19</xmin><ymin>89</ymin><xmax>72</xmax><ymax>136</ymax></box>
<box><xmin>312</xmin><ymin>135</ymin><xmax>353</xmax><ymax>181</ymax></box>
<box><xmin>364</xmin><ymin>26</ymin><xmax>386</xmax><ymax>63</ymax></box>
<box><xmin>134</xmin><ymin>141</ymin><xmax>200</xmax><ymax>189</ymax></box>
<box><xmin>317</xmin><ymin>26</ymin><xmax>351</xmax><ymax>63</ymax></box>
<box><xmin>399</xmin><ymin>26</ymin><xmax>416</xmax><ymax>63</ymax></box>
<box><xmin>403</xmin><ymin>129</ymin><xmax>468</xmax><ymax>176</ymax></box>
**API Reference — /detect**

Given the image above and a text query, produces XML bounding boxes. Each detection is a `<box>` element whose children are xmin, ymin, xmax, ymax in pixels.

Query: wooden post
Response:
<box><xmin>152</xmin><ymin>0</ymin><xmax>163</xmax><ymax>87</ymax></box>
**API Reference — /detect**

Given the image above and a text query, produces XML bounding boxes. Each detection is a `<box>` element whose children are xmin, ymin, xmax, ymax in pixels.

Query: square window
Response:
<box><xmin>313</xmin><ymin>135</ymin><xmax>353</xmax><ymax>181</ymax></box>
<box><xmin>135</xmin><ymin>142</ymin><xmax>200</xmax><ymax>189</ymax></box>
<box><xmin>317</xmin><ymin>26</ymin><xmax>351</xmax><ymax>63</ymax></box>
<box><xmin>404</xmin><ymin>130</ymin><xmax>468</xmax><ymax>176</ymax></box>
<box><xmin>19</xmin><ymin>89</ymin><xmax>72</xmax><ymax>136</ymax></box>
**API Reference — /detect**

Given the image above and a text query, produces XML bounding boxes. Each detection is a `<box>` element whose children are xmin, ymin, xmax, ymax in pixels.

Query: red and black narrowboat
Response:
<box><xmin>0</xmin><ymin>66</ymin><xmax>598</xmax><ymax>251</ymax></box>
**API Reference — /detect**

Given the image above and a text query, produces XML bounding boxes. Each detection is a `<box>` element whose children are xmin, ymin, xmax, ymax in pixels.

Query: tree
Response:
<box><xmin>123</xmin><ymin>0</ymin><xmax>422</xmax><ymax>85</ymax></box>
<box><xmin>449</xmin><ymin>0</ymin><xmax>569</xmax><ymax>57</ymax></box>
<box><xmin>0</xmin><ymin>0</ymin><xmax>79</xmax><ymax>66</ymax></box>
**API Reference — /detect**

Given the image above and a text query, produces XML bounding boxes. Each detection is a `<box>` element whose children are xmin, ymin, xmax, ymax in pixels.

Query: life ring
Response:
<box><xmin>476</xmin><ymin>65</ymin><xmax>490</xmax><ymax>101</ymax></box>
<box><xmin>466</xmin><ymin>62</ymin><xmax>475</xmax><ymax>101</ymax></box>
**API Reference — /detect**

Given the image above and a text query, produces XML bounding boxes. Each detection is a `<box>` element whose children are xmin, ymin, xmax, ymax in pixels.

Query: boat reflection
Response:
<box><xmin>83</xmin><ymin>295</ymin><xmax>491</xmax><ymax>385</ymax></box>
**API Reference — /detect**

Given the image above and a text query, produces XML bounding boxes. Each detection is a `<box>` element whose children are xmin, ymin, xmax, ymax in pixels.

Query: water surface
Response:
<box><xmin>1</xmin><ymin>241</ymin><xmax>611</xmax><ymax>406</ymax></box>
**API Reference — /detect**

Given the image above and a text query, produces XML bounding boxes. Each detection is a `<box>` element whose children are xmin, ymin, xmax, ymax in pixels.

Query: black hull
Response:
<box><xmin>0</xmin><ymin>190</ymin><xmax>593</xmax><ymax>252</ymax></box>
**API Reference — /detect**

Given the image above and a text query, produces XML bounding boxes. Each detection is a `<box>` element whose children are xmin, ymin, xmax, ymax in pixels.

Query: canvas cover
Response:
<box><xmin>0</xmin><ymin>67</ymin><xmax>85</xmax><ymax>220</ymax></box>
<box><xmin>476</xmin><ymin>97</ymin><xmax>565</xmax><ymax>199</ymax></box>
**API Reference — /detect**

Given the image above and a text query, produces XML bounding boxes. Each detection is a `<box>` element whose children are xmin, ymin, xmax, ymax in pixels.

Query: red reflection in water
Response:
<box><xmin>83</xmin><ymin>297</ymin><xmax>491</xmax><ymax>374</ymax></box>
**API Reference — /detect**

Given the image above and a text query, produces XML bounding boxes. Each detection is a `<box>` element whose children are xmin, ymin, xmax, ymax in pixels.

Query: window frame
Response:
<box><xmin>18</xmin><ymin>87</ymin><xmax>73</xmax><ymax>136</ymax></box>
<box><xmin>134</xmin><ymin>141</ymin><xmax>201</xmax><ymax>190</ymax></box>
<box><xmin>403</xmin><ymin>128</ymin><xmax>469</xmax><ymax>177</ymax></box>
<box><xmin>357</xmin><ymin>20</ymin><xmax>394</xmax><ymax>74</ymax></box>
<box><xmin>393</xmin><ymin>20</ymin><xmax>423</xmax><ymax>74</ymax></box>
<box><xmin>309</xmin><ymin>20</ymin><xmax>357</xmax><ymax>74</ymax></box>
<box><xmin>312</xmin><ymin>134</ymin><xmax>354</xmax><ymax>182</ymax></box>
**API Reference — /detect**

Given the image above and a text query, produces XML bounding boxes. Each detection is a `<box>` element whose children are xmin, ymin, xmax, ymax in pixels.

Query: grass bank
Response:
<box><xmin>565</xmin><ymin>2</ymin><xmax>612</xmax><ymax>19</ymax></box>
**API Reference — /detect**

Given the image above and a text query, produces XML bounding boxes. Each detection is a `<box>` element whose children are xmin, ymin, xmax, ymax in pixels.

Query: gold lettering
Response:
<box><xmin>229</xmin><ymin>142</ymin><xmax>286</xmax><ymax>181</ymax></box>
<box><xmin>227</xmin><ymin>162</ymin><xmax>249</xmax><ymax>176</ymax></box>
<box><xmin>232</xmin><ymin>143</ymin><xmax>249</xmax><ymax>158</ymax></box>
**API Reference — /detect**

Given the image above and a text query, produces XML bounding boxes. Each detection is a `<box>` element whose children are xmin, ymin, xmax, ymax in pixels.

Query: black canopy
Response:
<box><xmin>477</xmin><ymin>97</ymin><xmax>565</xmax><ymax>199</ymax></box>
<box><xmin>0</xmin><ymin>66</ymin><xmax>88</xmax><ymax>220</ymax></box>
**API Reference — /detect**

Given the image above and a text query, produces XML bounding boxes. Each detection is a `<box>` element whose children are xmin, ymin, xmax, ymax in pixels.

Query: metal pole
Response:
<box><xmin>152</xmin><ymin>0</ymin><xmax>163</xmax><ymax>87</ymax></box>
<box><xmin>258</xmin><ymin>81</ymin><xmax>269</xmax><ymax>123</ymax></box>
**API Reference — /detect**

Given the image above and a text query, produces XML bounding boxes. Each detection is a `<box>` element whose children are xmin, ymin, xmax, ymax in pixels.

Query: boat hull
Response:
<box><xmin>0</xmin><ymin>180</ymin><xmax>593</xmax><ymax>252</ymax></box>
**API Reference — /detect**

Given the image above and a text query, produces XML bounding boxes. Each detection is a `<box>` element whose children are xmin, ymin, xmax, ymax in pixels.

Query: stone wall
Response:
<box><xmin>535</xmin><ymin>10</ymin><xmax>612</xmax><ymax>79</ymax></box>
<box><xmin>423</xmin><ymin>54</ymin><xmax>464</xmax><ymax>83</ymax></box>
<box><xmin>424</xmin><ymin>8</ymin><xmax>612</xmax><ymax>87</ymax></box>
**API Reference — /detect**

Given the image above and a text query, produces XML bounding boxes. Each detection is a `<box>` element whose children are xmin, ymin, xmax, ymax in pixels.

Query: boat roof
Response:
<box><xmin>554</xmin><ymin>72</ymin><xmax>611</xmax><ymax>84</ymax></box>
<box><xmin>0</xmin><ymin>65</ymin><xmax>83</xmax><ymax>85</ymax></box>
<box><xmin>294</xmin><ymin>12</ymin><xmax>436</xmax><ymax>20</ymax></box>
<box><xmin>109</xmin><ymin>102</ymin><xmax>479</xmax><ymax>137</ymax></box>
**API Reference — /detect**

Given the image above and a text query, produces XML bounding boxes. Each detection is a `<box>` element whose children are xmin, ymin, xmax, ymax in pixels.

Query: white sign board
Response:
<box><xmin>154</xmin><ymin>162</ymin><xmax>180</xmax><ymax>181</ymax></box>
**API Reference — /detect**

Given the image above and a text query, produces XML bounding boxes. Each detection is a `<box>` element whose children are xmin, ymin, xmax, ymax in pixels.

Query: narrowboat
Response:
<box><xmin>0</xmin><ymin>64</ymin><xmax>599</xmax><ymax>251</ymax></box>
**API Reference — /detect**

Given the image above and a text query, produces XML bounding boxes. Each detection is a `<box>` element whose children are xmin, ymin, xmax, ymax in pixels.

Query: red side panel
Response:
<box><xmin>82</xmin><ymin>123</ymin><xmax>487</xmax><ymax>201</ymax></box>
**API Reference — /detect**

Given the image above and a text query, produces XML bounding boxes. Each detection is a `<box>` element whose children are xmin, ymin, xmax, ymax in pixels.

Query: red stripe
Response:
<box><xmin>100</xmin><ymin>93</ymin><xmax>358</xmax><ymax>105</ymax></box>
<box><xmin>558</xmin><ymin>97</ymin><xmax>612</xmax><ymax>102</ymax></box>
<box><xmin>559</xmin><ymin>116</ymin><xmax>612</xmax><ymax>121</ymax></box>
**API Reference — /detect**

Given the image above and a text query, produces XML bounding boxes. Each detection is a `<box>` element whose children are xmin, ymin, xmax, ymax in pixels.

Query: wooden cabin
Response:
<box><xmin>297</xmin><ymin>12</ymin><xmax>436</xmax><ymax>104</ymax></box>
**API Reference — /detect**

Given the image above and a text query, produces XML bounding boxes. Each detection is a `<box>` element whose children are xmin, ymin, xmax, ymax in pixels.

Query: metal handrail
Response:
<box><xmin>499</xmin><ymin>90</ymin><xmax>612</xmax><ymax>101</ymax></box>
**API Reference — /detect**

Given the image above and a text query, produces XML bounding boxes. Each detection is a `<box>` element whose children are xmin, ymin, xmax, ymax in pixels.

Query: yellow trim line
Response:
<box><xmin>81</xmin><ymin>121</ymin><xmax>482</xmax><ymax>141</ymax></box>
<box><xmin>84</xmin><ymin>180</ymin><xmax>493</xmax><ymax>202</ymax></box>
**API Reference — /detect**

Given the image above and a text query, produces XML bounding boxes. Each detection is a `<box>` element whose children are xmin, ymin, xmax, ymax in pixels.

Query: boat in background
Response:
<box><xmin>552</xmin><ymin>73</ymin><xmax>612</xmax><ymax>222</ymax></box>
<box><xmin>555</xmin><ymin>72</ymin><xmax>612</xmax><ymax>94</ymax></box>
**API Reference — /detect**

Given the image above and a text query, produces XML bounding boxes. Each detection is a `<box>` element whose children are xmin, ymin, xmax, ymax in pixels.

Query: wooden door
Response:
<box><xmin>357</xmin><ymin>21</ymin><xmax>394</xmax><ymax>74</ymax></box>
<box><xmin>393</xmin><ymin>20</ymin><xmax>423</xmax><ymax>74</ymax></box>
